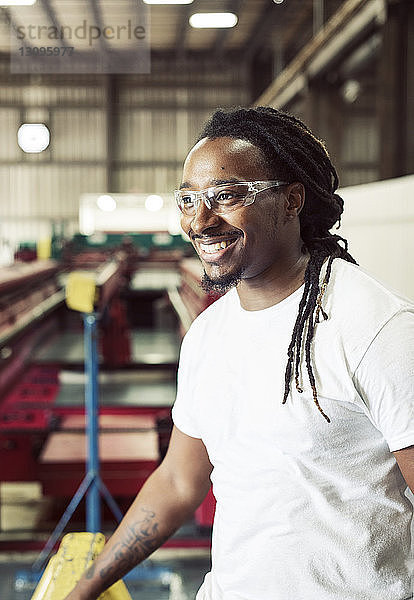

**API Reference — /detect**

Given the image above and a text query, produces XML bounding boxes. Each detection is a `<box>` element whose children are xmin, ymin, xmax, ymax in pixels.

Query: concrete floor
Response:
<box><xmin>0</xmin><ymin>550</ymin><xmax>210</xmax><ymax>600</ymax></box>
<box><xmin>34</xmin><ymin>329</ymin><xmax>181</xmax><ymax>366</ymax></box>
<box><xmin>54</xmin><ymin>378</ymin><xmax>176</xmax><ymax>407</ymax></box>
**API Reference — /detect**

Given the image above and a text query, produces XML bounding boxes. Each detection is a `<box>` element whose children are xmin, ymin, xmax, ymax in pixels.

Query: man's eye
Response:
<box><xmin>215</xmin><ymin>191</ymin><xmax>237</xmax><ymax>202</ymax></box>
<box><xmin>182</xmin><ymin>195</ymin><xmax>194</xmax><ymax>205</ymax></box>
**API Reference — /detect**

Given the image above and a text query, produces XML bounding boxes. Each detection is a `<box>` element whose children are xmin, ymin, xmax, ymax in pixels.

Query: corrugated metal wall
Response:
<box><xmin>340</xmin><ymin>113</ymin><xmax>379</xmax><ymax>186</ymax></box>
<box><xmin>0</xmin><ymin>60</ymin><xmax>249</xmax><ymax>252</ymax></box>
<box><xmin>0</xmin><ymin>78</ymin><xmax>108</xmax><ymax>251</ymax></box>
<box><xmin>114</xmin><ymin>65</ymin><xmax>249</xmax><ymax>194</ymax></box>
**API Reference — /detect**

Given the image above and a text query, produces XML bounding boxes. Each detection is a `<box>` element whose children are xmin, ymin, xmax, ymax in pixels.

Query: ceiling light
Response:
<box><xmin>143</xmin><ymin>1</ymin><xmax>193</xmax><ymax>4</ymax></box>
<box><xmin>341</xmin><ymin>80</ymin><xmax>361</xmax><ymax>104</ymax></box>
<box><xmin>189</xmin><ymin>12</ymin><xmax>238</xmax><ymax>29</ymax></box>
<box><xmin>0</xmin><ymin>0</ymin><xmax>36</xmax><ymax>5</ymax></box>
<box><xmin>97</xmin><ymin>194</ymin><xmax>116</xmax><ymax>212</ymax></box>
<box><xmin>145</xmin><ymin>194</ymin><xmax>164</xmax><ymax>212</ymax></box>
<box><xmin>273</xmin><ymin>0</ymin><xmax>284</xmax><ymax>4</ymax></box>
<box><xmin>17</xmin><ymin>123</ymin><xmax>49</xmax><ymax>153</ymax></box>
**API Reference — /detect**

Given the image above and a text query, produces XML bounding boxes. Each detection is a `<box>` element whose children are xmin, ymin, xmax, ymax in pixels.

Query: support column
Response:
<box><xmin>378</xmin><ymin>0</ymin><xmax>413</xmax><ymax>179</ymax></box>
<box><xmin>84</xmin><ymin>313</ymin><xmax>101</xmax><ymax>534</ymax></box>
<box><xmin>405</xmin><ymin>1</ymin><xmax>414</xmax><ymax>174</ymax></box>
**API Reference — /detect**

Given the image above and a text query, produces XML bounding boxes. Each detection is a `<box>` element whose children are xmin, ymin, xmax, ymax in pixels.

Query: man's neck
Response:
<box><xmin>236</xmin><ymin>252</ymin><xmax>310</xmax><ymax>311</ymax></box>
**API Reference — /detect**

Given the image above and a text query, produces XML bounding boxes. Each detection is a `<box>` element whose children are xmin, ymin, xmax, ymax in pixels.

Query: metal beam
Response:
<box><xmin>241</xmin><ymin>1</ymin><xmax>289</xmax><ymax>63</ymax></box>
<box><xmin>282</xmin><ymin>5</ymin><xmax>314</xmax><ymax>68</ymax></box>
<box><xmin>90</xmin><ymin>0</ymin><xmax>110</xmax><ymax>55</ymax></box>
<box><xmin>0</xmin><ymin>47</ymin><xmax>242</xmax><ymax>75</ymax></box>
<box><xmin>39</xmin><ymin>0</ymin><xmax>70</xmax><ymax>48</ymax></box>
<box><xmin>174</xmin><ymin>4</ymin><xmax>194</xmax><ymax>60</ymax></box>
<box><xmin>213</xmin><ymin>0</ymin><xmax>246</xmax><ymax>60</ymax></box>
<box><xmin>1</xmin><ymin>7</ymin><xmax>18</xmax><ymax>37</ymax></box>
<box><xmin>313</xmin><ymin>0</ymin><xmax>325</xmax><ymax>36</ymax></box>
<box><xmin>255</xmin><ymin>0</ymin><xmax>386</xmax><ymax>108</ymax></box>
<box><xmin>0</xmin><ymin>7</ymin><xmax>34</xmax><ymax>50</ymax></box>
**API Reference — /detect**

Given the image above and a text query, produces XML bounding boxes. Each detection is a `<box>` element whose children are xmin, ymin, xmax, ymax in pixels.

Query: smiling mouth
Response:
<box><xmin>199</xmin><ymin>238</ymin><xmax>238</xmax><ymax>254</ymax></box>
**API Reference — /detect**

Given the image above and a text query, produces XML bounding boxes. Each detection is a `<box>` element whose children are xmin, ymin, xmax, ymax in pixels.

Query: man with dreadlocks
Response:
<box><xmin>66</xmin><ymin>107</ymin><xmax>414</xmax><ymax>600</ymax></box>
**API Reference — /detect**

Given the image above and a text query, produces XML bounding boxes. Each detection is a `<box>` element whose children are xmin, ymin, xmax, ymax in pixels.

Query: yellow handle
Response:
<box><xmin>65</xmin><ymin>272</ymin><xmax>98</xmax><ymax>314</ymax></box>
<box><xmin>31</xmin><ymin>532</ymin><xmax>132</xmax><ymax>600</ymax></box>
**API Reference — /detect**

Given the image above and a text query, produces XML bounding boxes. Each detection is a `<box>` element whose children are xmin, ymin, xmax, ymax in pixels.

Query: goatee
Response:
<box><xmin>201</xmin><ymin>268</ymin><xmax>243</xmax><ymax>294</ymax></box>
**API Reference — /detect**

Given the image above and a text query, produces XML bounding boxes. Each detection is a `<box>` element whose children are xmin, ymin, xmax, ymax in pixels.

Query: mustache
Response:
<box><xmin>190</xmin><ymin>230</ymin><xmax>242</xmax><ymax>241</ymax></box>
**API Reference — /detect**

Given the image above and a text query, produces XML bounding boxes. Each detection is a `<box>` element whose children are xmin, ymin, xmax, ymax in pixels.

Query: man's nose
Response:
<box><xmin>190</xmin><ymin>196</ymin><xmax>220</xmax><ymax>235</ymax></box>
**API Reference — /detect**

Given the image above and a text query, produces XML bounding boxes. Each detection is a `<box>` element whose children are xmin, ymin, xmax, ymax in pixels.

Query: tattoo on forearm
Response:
<box><xmin>85</xmin><ymin>562</ymin><xmax>96</xmax><ymax>580</ymax></box>
<box><xmin>98</xmin><ymin>508</ymin><xmax>167</xmax><ymax>582</ymax></box>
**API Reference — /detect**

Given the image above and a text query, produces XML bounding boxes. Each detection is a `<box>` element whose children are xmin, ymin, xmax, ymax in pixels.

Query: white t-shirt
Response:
<box><xmin>172</xmin><ymin>259</ymin><xmax>414</xmax><ymax>600</ymax></box>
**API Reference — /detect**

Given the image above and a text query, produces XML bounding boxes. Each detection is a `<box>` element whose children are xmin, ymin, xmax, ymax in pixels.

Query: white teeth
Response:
<box><xmin>200</xmin><ymin>239</ymin><xmax>234</xmax><ymax>254</ymax></box>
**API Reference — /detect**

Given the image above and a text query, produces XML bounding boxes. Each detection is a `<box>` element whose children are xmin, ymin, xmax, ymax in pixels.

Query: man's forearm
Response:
<box><xmin>65</xmin><ymin>464</ymin><xmax>204</xmax><ymax>599</ymax></box>
<box><xmin>80</xmin><ymin>505</ymin><xmax>170</xmax><ymax>595</ymax></box>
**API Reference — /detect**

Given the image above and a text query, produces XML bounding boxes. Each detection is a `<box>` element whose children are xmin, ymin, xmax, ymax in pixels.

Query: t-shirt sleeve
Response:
<box><xmin>171</xmin><ymin>327</ymin><xmax>202</xmax><ymax>439</ymax></box>
<box><xmin>353</xmin><ymin>309</ymin><xmax>414</xmax><ymax>452</ymax></box>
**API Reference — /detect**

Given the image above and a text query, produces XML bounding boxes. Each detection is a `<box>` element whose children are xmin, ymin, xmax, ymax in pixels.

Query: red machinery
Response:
<box><xmin>0</xmin><ymin>253</ymin><xmax>217</xmax><ymax>548</ymax></box>
<box><xmin>0</xmin><ymin>256</ymin><xmax>136</xmax><ymax>492</ymax></box>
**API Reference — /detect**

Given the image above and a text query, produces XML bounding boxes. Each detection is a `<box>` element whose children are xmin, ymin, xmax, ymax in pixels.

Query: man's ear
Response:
<box><xmin>285</xmin><ymin>182</ymin><xmax>305</xmax><ymax>218</ymax></box>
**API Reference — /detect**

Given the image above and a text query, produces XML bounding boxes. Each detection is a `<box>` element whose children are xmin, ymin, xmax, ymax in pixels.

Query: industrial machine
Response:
<box><xmin>0</xmin><ymin>244</ymin><xmax>218</xmax><ymax>556</ymax></box>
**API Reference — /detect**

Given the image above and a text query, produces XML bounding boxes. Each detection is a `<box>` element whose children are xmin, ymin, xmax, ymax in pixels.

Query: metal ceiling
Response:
<box><xmin>0</xmin><ymin>0</ymin><xmax>325</xmax><ymax>64</ymax></box>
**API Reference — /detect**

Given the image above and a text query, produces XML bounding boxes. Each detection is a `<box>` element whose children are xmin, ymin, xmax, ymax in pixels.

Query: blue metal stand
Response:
<box><xmin>32</xmin><ymin>312</ymin><xmax>123</xmax><ymax>572</ymax></box>
<box><xmin>84</xmin><ymin>313</ymin><xmax>100</xmax><ymax>533</ymax></box>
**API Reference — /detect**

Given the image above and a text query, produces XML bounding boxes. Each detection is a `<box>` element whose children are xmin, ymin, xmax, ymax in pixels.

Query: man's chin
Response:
<box><xmin>201</xmin><ymin>268</ymin><xmax>242</xmax><ymax>294</ymax></box>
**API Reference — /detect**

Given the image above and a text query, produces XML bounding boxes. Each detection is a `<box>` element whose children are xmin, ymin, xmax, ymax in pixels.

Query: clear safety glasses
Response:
<box><xmin>174</xmin><ymin>180</ymin><xmax>289</xmax><ymax>217</ymax></box>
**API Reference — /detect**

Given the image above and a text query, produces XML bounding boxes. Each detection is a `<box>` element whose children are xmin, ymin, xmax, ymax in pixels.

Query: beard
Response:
<box><xmin>201</xmin><ymin>266</ymin><xmax>243</xmax><ymax>294</ymax></box>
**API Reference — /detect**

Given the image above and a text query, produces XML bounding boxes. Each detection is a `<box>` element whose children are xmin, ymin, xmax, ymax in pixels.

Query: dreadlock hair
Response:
<box><xmin>197</xmin><ymin>106</ymin><xmax>358</xmax><ymax>423</ymax></box>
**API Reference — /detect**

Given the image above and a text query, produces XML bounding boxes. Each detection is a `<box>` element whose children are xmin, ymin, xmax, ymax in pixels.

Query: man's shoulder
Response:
<box><xmin>313</xmin><ymin>259</ymin><xmax>413</xmax><ymax>378</ymax></box>
<box><xmin>330</xmin><ymin>259</ymin><xmax>413</xmax><ymax>314</ymax></box>
<box><xmin>326</xmin><ymin>259</ymin><xmax>414</xmax><ymax>352</ymax></box>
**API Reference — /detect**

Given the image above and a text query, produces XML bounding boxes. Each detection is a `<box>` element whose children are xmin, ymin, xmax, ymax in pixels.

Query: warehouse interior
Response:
<box><xmin>0</xmin><ymin>0</ymin><xmax>413</xmax><ymax>598</ymax></box>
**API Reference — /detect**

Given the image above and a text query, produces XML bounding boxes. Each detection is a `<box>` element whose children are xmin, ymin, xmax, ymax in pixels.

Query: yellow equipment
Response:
<box><xmin>65</xmin><ymin>261</ymin><xmax>123</xmax><ymax>314</ymax></box>
<box><xmin>65</xmin><ymin>271</ymin><xmax>98</xmax><ymax>314</ymax></box>
<box><xmin>31</xmin><ymin>532</ymin><xmax>132</xmax><ymax>600</ymax></box>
